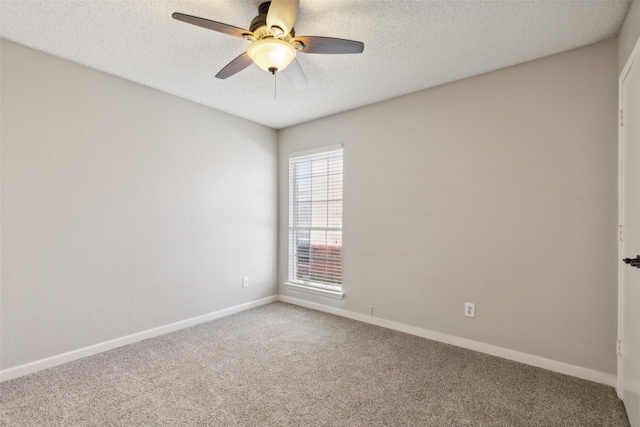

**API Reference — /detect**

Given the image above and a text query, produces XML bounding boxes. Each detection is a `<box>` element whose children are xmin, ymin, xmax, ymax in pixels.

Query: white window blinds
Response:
<box><xmin>288</xmin><ymin>145</ymin><xmax>343</xmax><ymax>290</ymax></box>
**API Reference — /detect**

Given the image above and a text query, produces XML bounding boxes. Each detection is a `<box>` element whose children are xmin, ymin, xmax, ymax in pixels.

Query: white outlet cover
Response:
<box><xmin>465</xmin><ymin>302</ymin><xmax>475</xmax><ymax>318</ymax></box>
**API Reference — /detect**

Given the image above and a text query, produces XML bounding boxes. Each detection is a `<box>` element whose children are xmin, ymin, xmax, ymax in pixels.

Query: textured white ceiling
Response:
<box><xmin>0</xmin><ymin>0</ymin><xmax>631</xmax><ymax>129</ymax></box>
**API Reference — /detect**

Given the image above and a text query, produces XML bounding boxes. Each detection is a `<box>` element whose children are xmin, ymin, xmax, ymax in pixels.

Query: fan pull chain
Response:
<box><xmin>274</xmin><ymin>71</ymin><xmax>277</xmax><ymax>100</ymax></box>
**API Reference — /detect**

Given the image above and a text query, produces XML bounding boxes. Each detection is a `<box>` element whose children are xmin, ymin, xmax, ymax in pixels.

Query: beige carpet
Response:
<box><xmin>0</xmin><ymin>302</ymin><xmax>630</xmax><ymax>426</ymax></box>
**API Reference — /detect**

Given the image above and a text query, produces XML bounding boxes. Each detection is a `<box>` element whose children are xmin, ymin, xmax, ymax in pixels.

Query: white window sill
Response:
<box><xmin>285</xmin><ymin>282</ymin><xmax>345</xmax><ymax>300</ymax></box>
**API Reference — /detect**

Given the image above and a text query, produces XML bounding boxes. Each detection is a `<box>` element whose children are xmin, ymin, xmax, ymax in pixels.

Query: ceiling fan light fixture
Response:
<box><xmin>248</xmin><ymin>38</ymin><xmax>296</xmax><ymax>73</ymax></box>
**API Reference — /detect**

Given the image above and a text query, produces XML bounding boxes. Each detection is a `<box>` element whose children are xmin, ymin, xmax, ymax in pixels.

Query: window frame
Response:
<box><xmin>286</xmin><ymin>144</ymin><xmax>345</xmax><ymax>300</ymax></box>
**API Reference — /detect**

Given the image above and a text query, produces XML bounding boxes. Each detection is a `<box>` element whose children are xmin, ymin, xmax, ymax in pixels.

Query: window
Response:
<box><xmin>288</xmin><ymin>145</ymin><xmax>343</xmax><ymax>297</ymax></box>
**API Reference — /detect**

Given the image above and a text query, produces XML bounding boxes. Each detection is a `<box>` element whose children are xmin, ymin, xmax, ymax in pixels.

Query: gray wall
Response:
<box><xmin>619</xmin><ymin>0</ymin><xmax>640</xmax><ymax>73</ymax></box>
<box><xmin>278</xmin><ymin>39</ymin><xmax>619</xmax><ymax>374</ymax></box>
<box><xmin>1</xmin><ymin>40</ymin><xmax>278</xmax><ymax>369</ymax></box>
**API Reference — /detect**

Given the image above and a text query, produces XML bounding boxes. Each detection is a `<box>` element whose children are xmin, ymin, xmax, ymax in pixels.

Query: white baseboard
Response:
<box><xmin>2</xmin><ymin>294</ymin><xmax>616</xmax><ymax>388</ymax></box>
<box><xmin>0</xmin><ymin>296</ymin><xmax>278</xmax><ymax>383</ymax></box>
<box><xmin>278</xmin><ymin>295</ymin><xmax>617</xmax><ymax>388</ymax></box>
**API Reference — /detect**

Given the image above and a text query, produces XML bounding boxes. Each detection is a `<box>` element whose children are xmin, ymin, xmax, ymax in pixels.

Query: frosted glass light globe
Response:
<box><xmin>247</xmin><ymin>38</ymin><xmax>296</xmax><ymax>73</ymax></box>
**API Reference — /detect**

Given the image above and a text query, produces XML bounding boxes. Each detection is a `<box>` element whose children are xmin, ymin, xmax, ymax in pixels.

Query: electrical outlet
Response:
<box><xmin>465</xmin><ymin>302</ymin><xmax>475</xmax><ymax>318</ymax></box>
<box><xmin>242</xmin><ymin>277</ymin><xmax>249</xmax><ymax>288</ymax></box>
<box><xmin>366</xmin><ymin>305</ymin><xmax>373</xmax><ymax>316</ymax></box>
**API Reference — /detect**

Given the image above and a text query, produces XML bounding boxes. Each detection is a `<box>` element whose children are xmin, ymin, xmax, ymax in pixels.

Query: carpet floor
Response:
<box><xmin>0</xmin><ymin>302</ymin><xmax>630</xmax><ymax>426</ymax></box>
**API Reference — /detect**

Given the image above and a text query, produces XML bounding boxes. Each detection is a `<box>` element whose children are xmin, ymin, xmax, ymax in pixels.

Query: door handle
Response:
<box><xmin>623</xmin><ymin>255</ymin><xmax>640</xmax><ymax>268</ymax></box>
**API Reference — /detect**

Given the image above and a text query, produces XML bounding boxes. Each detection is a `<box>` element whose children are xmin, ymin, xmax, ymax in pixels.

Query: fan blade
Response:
<box><xmin>266</xmin><ymin>0</ymin><xmax>299</xmax><ymax>37</ymax></box>
<box><xmin>172</xmin><ymin>12</ymin><xmax>254</xmax><ymax>39</ymax></box>
<box><xmin>215</xmin><ymin>52</ymin><xmax>253</xmax><ymax>79</ymax></box>
<box><xmin>281</xmin><ymin>59</ymin><xmax>308</xmax><ymax>89</ymax></box>
<box><xmin>292</xmin><ymin>36</ymin><xmax>364</xmax><ymax>54</ymax></box>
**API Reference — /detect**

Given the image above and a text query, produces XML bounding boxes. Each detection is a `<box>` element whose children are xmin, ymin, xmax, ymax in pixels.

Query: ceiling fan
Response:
<box><xmin>172</xmin><ymin>0</ymin><xmax>364</xmax><ymax>89</ymax></box>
